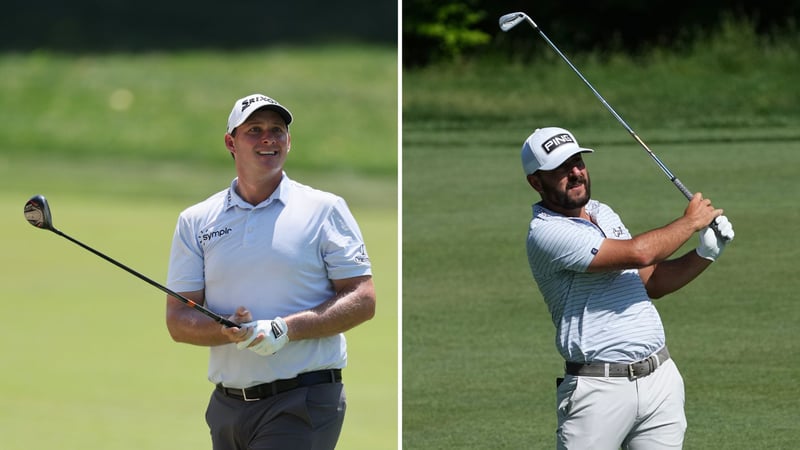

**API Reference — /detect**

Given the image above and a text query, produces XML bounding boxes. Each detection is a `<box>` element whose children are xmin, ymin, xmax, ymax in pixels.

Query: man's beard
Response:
<box><xmin>548</xmin><ymin>176</ymin><xmax>591</xmax><ymax>210</ymax></box>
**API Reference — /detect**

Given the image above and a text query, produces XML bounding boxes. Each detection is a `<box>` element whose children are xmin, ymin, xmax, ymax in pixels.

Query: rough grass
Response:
<box><xmin>0</xmin><ymin>45</ymin><xmax>396</xmax><ymax>174</ymax></box>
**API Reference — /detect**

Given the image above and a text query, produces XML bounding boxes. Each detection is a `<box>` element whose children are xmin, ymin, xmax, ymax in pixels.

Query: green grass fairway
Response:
<box><xmin>0</xmin><ymin>161</ymin><xmax>397</xmax><ymax>450</ymax></box>
<box><xmin>0</xmin><ymin>45</ymin><xmax>397</xmax><ymax>450</ymax></box>
<box><xmin>403</xmin><ymin>47</ymin><xmax>800</xmax><ymax>448</ymax></box>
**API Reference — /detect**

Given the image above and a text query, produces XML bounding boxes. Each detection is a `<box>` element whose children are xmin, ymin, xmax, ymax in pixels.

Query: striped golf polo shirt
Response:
<box><xmin>526</xmin><ymin>200</ymin><xmax>666</xmax><ymax>364</ymax></box>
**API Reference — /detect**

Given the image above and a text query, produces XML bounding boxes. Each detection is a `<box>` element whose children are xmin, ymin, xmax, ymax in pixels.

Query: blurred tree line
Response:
<box><xmin>404</xmin><ymin>0</ymin><xmax>800</xmax><ymax>66</ymax></box>
<box><xmin>2</xmin><ymin>0</ymin><xmax>396</xmax><ymax>52</ymax></box>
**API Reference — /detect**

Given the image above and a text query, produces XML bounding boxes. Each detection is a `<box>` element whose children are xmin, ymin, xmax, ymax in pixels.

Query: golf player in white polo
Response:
<box><xmin>165</xmin><ymin>94</ymin><xmax>376</xmax><ymax>450</ymax></box>
<box><xmin>521</xmin><ymin>127</ymin><xmax>734</xmax><ymax>449</ymax></box>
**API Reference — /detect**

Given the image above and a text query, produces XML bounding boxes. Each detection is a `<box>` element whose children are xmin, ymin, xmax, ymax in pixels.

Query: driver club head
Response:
<box><xmin>24</xmin><ymin>194</ymin><xmax>55</xmax><ymax>231</ymax></box>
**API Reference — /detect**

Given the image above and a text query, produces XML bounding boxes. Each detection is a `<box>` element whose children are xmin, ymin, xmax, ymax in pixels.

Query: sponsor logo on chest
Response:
<box><xmin>198</xmin><ymin>227</ymin><xmax>233</xmax><ymax>245</ymax></box>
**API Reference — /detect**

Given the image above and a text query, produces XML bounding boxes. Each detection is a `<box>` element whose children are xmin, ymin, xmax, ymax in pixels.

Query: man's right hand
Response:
<box><xmin>221</xmin><ymin>306</ymin><xmax>254</xmax><ymax>344</ymax></box>
<box><xmin>683</xmin><ymin>192</ymin><xmax>723</xmax><ymax>232</ymax></box>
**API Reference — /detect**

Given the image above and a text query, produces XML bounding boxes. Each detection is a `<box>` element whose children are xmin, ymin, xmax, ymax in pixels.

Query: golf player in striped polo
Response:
<box><xmin>521</xmin><ymin>127</ymin><xmax>734</xmax><ymax>449</ymax></box>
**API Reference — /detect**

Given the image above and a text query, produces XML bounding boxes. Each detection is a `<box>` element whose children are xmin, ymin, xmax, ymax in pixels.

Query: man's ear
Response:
<box><xmin>527</xmin><ymin>173</ymin><xmax>543</xmax><ymax>194</ymax></box>
<box><xmin>225</xmin><ymin>134</ymin><xmax>236</xmax><ymax>159</ymax></box>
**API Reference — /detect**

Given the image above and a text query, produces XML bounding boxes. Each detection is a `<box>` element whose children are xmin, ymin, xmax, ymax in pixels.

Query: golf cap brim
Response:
<box><xmin>521</xmin><ymin>127</ymin><xmax>593</xmax><ymax>175</ymax></box>
<box><xmin>227</xmin><ymin>94</ymin><xmax>293</xmax><ymax>134</ymax></box>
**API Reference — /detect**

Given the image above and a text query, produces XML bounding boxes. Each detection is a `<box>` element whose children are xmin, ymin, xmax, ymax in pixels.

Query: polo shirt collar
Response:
<box><xmin>534</xmin><ymin>199</ymin><xmax>599</xmax><ymax>220</ymax></box>
<box><xmin>224</xmin><ymin>173</ymin><xmax>291</xmax><ymax>210</ymax></box>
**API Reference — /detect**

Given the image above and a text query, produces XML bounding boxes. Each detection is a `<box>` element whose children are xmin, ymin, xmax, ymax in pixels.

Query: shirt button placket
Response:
<box><xmin>244</xmin><ymin>210</ymin><xmax>256</xmax><ymax>247</ymax></box>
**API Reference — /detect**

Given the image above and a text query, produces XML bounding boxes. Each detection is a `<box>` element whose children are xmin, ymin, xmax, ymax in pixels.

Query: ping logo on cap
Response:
<box><xmin>240</xmin><ymin>95</ymin><xmax>277</xmax><ymax>112</ymax></box>
<box><xmin>541</xmin><ymin>133</ymin><xmax>575</xmax><ymax>154</ymax></box>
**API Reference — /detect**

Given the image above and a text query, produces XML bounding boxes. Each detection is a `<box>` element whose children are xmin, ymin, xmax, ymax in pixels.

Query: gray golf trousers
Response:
<box><xmin>206</xmin><ymin>382</ymin><xmax>346</xmax><ymax>450</ymax></box>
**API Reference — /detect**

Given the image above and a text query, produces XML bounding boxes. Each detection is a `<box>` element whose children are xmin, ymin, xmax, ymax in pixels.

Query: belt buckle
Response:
<box><xmin>627</xmin><ymin>362</ymin><xmax>640</xmax><ymax>380</ymax></box>
<box><xmin>628</xmin><ymin>355</ymin><xmax>658</xmax><ymax>380</ymax></box>
<box><xmin>240</xmin><ymin>388</ymin><xmax>261</xmax><ymax>402</ymax></box>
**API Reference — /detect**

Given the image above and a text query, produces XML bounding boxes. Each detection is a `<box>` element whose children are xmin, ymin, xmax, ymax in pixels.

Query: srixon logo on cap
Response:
<box><xmin>541</xmin><ymin>133</ymin><xmax>575</xmax><ymax>154</ymax></box>
<box><xmin>240</xmin><ymin>95</ymin><xmax>277</xmax><ymax>112</ymax></box>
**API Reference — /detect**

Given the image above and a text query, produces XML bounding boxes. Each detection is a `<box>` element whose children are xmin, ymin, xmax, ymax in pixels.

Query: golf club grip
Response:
<box><xmin>671</xmin><ymin>177</ymin><xmax>694</xmax><ymax>201</ymax></box>
<box><xmin>672</xmin><ymin>179</ymin><xmax>729</xmax><ymax>242</ymax></box>
<box><xmin>178</xmin><ymin>296</ymin><xmax>240</xmax><ymax>328</ymax></box>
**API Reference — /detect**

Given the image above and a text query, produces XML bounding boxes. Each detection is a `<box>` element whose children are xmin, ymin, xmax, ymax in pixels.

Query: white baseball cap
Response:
<box><xmin>227</xmin><ymin>93</ymin><xmax>293</xmax><ymax>134</ymax></box>
<box><xmin>521</xmin><ymin>127</ymin><xmax>593</xmax><ymax>175</ymax></box>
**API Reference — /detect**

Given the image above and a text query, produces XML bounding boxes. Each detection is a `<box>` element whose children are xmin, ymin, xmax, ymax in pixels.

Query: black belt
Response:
<box><xmin>216</xmin><ymin>369</ymin><xmax>342</xmax><ymax>402</ymax></box>
<box><xmin>565</xmin><ymin>347</ymin><xmax>670</xmax><ymax>380</ymax></box>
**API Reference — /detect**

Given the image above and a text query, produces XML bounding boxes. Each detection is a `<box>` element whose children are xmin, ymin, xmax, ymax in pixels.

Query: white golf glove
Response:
<box><xmin>236</xmin><ymin>317</ymin><xmax>289</xmax><ymax>356</ymax></box>
<box><xmin>696</xmin><ymin>216</ymin><xmax>735</xmax><ymax>261</ymax></box>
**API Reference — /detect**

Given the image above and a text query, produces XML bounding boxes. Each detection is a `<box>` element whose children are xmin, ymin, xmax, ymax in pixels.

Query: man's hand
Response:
<box><xmin>235</xmin><ymin>317</ymin><xmax>290</xmax><ymax>356</ymax></box>
<box><xmin>696</xmin><ymin>216</ymin><xmax>735</xmax><ymax>261</ymax></box>
<box><xmin>220</xmin><ymin>306</ymin><xmax>255</xmax><ymax>343</ymax></box>
<box><xmin>684</xmin><ymin>192</ymin><xmax>723</xmax><ymax>232</ymax></box>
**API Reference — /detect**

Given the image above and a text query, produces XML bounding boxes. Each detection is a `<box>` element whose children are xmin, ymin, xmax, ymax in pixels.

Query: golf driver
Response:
<box><xmin>23</xmin><ymin>194</ymin><xmax>238</xmax><ymax>328</ymax></box>
<box><xmin>499</xmin><ymin>12</ymin><xmax>729</xmax><ymax>240</ymax></box>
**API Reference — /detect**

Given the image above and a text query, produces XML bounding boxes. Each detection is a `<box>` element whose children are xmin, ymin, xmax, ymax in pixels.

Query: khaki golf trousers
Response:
<box><xmin>556</xmin><ymin>359</ymin><xmax>686</xmax><ymax>449</ymax></box>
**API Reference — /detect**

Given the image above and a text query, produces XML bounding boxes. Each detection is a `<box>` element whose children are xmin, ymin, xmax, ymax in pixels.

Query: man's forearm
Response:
<box><xmin>285</xmin><ymin>278</ymin><xmax>376</xmax><ymax>341</ymax></box>
<box><xmin>644</xmin><ymin>250</ymin><xmax>713</xmax><ymax>299</ymax></box>
<box><xmin>166</xmin><ymin>297</ymin><xmax>235</xmax><ymax>346</ymax></box>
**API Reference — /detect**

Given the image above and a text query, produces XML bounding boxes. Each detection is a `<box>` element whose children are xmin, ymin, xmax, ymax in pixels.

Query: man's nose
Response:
<box><xmin>567</xmin><ymin>164</ymin><xmax>583</xmax><ymax>176</ymax></box>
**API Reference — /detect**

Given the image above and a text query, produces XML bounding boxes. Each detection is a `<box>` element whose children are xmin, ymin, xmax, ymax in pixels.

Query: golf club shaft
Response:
<box><xmin>520</xmin><ymin>15</ymin><xmax>692</xmax><ymax>199</ymax></box>
<box><xmin>502</xmin><ymin>12</ymin><xmax>725</xmax><ymax>239</ymax></box>
<box><xmin>51</xmin><ymin>227</ymin><xmax>238</xmax><ymax>328</ymax></box>
<box><xmin>537</xmin><ymin>36</ymin><xmax>692</xmax><ymax>199</ymax></box>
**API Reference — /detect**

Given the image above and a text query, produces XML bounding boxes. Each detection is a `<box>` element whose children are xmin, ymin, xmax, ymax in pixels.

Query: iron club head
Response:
<box><xmin>499</xmin><ymin>12</ymin><xmax>531</xmax><ymax>32</ymax></box>
<box><xmin>24</xmin><ymin>194</ymin><xmax>55</xmax><ymax>231</ymax></box>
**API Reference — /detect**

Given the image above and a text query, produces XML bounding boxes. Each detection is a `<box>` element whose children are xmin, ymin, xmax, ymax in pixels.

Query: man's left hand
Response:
<box><xmin>696</xmin><ymin>216</ymin><xmax>734</xmax><ymax>261</ymax></box>
<box><xmin>236</xmin><ymin>317</ymin><xmax>289</xmax><ymax>355</ymax></box>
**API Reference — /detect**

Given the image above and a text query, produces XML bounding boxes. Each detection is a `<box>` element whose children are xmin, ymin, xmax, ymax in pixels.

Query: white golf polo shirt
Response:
<box><xmin>526</xmin><ymin>200</ymin><xmax>666</xmax><ymax>364</ymax></box>
<box><xmin>167</xmin><ymin>174</ymin><xmax>372</xmax><ymax>388</ymax></box>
